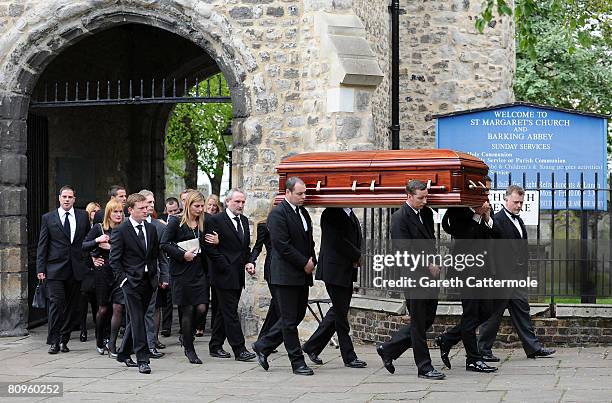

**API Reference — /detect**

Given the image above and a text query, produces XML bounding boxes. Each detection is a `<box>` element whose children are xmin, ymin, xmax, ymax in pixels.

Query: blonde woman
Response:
<box><xmin>85</xmin><ymin>202</ymin><xmax>101</xmax><ymax>225</ymax></box>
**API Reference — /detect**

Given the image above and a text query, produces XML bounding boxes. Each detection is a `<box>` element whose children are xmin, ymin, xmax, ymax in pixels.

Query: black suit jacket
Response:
<box><xmin>36</xmin><ymin>208</ymin><xmax>91</xmax><ymax>281</ymax></box>
<box><xmin>316</xmin><ymin>208</ymin><xmax>361</xmax><ymax>288</ymax></box>
<box><xmin>159</xmin><ymin>215</ymin><xmax>208</xmax><ymax>277</ymax></box>
<box><xmin>268</xmin><ymin>200</ymin><xmax>317</xmax><ymax>287</ymax></box>
<box><xmin>491</xmin><ymin>209</ymin><xmax>528</xmax><ymax>280</ymax></box>
<box><xmin>205</xmin><ymin>210</ymin><xmax>252</xmax><ymax>290</ymax></box>
<box><xmin>109</xmin><ymin>219</ymin><xmax>159</xmax><ymax>289</ymax></box>
<box><xmin>250</xmin><ymin>222</ymin><xmax>272</xmax><ymax>283</ymax></box>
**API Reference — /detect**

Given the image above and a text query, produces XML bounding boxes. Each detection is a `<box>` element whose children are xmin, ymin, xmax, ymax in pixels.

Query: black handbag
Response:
<box><xmin>32</xmin><ymin>280</ymin><xmax>47</xmax><ymax>309</ymax></box>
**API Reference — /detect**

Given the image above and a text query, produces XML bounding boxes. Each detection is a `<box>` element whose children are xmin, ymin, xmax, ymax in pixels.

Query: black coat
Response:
<box><xmin>109</xmin><ymin>219</ymin><xmax>159</xmax><ymax>289</ymax></box>
<box><xmin>36</xmin><ymin>208</ymin><xmax>91</xmax><ymax>281</ymax></box>
<box><xmin>491</xmin><ymin>209</ymin><xmax>529</xmax><ymax>280</ymax></box>
<box><xmin>316</xmin><ymin>208</ymin><xmax>361</xmax><ymax>288</ymax></box>
<box><xmin>268</xmin><ymin>200</ymin><xmax>317</xmax><ymax>287</ymax></box>
<box><xmin>250</xmin><ymin>222</ymin><xmax>272</xmax><ymax>283</ymax></box>
<box><xmin>160</xmin><ymin>215</ymin><xmax>208</xmax><ymax>277</ymax></box>
<box><xmin>205</xmin><ymin>210</ymin><xmax>252</xmax><ymax>290</ymax></box>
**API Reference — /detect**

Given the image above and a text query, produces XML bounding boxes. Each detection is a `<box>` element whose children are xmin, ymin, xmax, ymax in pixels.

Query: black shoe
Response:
<box><xmin>481</xmin><ymin>353</ymin><xmax>500</xmax><ymax>362</ymax></box>
<box><xmin>48</xmin><ymin>344</ymin><xmax>60</xmax><ymax>354</ymax></box>
<box><xmin>96</xmin><ymin>345</ymin><xmax>106</xmax><ymax>355</ymax></box>
<box><xmin>418</xmin><ymin>368</ymin><xmax>446</xmax><ymax>380</ymax></box>
<box><xmin>80</xmin><ymin>331</ymin><xmax>87</xmax><ymax>342</ymax></box>
<box><xmin>138</xmin><ymin>363</ymin><xmax>151</xmax><ymax>374</ymax></box>
<box><xmin>60</xmin><ymin>343</ymin><xmax>70</xmax><ymax>353</ymax></box>
<box><xmin>210</xmin><ymin>349</ymin><xmax>231</xmax><ymax>359</ymax></box>
<box><xmin>195</xmin><ymin>329</ymin><xmax>204</xmax><ymax>337</ymax></box>
<box><xmin>155</xmin><ymin>341</ymin><xmax>166</xmax><ymax>350</ymax></box>
<box><xmin>119</xmin><ymin>327</ymin><xmax>125</xmax><ymax>337</ymax></box>
<box><xmin>306</xmin><ymin>352</ymin><xmax>323</xmax><ymax>365</ymax></box>
<box><xmin>149</xmin><ymin>348</ymin><xmax>164</xmax><ymax>359</ymax></box>
<box><xmin>118</xmin><ymin>357</ymin><xmax>138</xmax><ymax>367</ymax></box>
<box><xmin>527</xmin><ymin>348</ymin><xmax>556</xmax><ymax>358</ymax></box>
<box><xmin>376</xmin><ymin>344</ymin><xmax>395</xmax><ymax>374</ymax></box>
<box><xmin>161</xmin><ymin>330</ymin><xmax>171</xmax><ymax>337</ymax></box>
<box><xmin>106</xmin><ymin>342</ymin><xmax>117</xmax><ymax>358</ymax></box>
<box><xmin>235</xmin><ymin>350</ymin><xmax>256</xmax><ymax>362</ymax></box>
<box><xmin>271</xmin><ymin>349</ymin><xmax>278</xmax><ymax>354</ymax></box>
<box><xmin>466</xmin><ymin>360</ymin><xmax>498</xmax><ymax>373</ymax></box>
<box><xmin>345</xmin><ymin>359</ymin><xmax>367</xmax><ymax>368</ymax></box>
<box><xmin>252</xmin><ymin>343</ymin><xmax>269</xmax><ymax>371</ymax></box>
<box><xmin>435</xmin><ymin>335</ymin><xmax>452</xmax><ymax>369</ymax></box>
<box><xmin>293</xmin><ymin>365</ymin><xmax>314</xmax><ymax>376</ymax></box>
<box><xmin>185</xmin><ymin>350</ymin><xmax>203</xmax><ymax>364</ymax></box>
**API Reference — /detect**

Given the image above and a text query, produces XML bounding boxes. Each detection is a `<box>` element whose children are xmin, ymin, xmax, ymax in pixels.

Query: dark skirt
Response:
<box><xmin>110</xmin><ymin>282</ymin><xmax>125</xmax><ymax>305</ymax></box>
<box><xmin>171</xmin><ymin>256</ymin><xmax>210</xmax><ymax>306</ymax></box>
<box><xmin>94</xmin><ymin>265</ymin><xmax>115</xmax><ymax>305</ymax></box>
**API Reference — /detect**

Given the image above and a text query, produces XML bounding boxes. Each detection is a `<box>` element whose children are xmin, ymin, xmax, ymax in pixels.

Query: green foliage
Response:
<box><xmin>165</xmin><ymin>73</ymin><xmax>232</xmax><ymax>192</ymax></box>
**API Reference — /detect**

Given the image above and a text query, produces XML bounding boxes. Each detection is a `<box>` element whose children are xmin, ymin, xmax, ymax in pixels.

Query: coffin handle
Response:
<box><xmin>478</xmin><ymin>181</ymin><xmax>487</xmax><ymax>188</ymax></box>
<box><xmin>316</xmin><ymin>180</ymin><xmax>321</xmax><ymax>192</ymax></box>
<box><xmin>426</xmin><ymin>179</ymin><xmax>432</xmax><ymax>190</ymax></box>
<box><xmin>351</xmin><ymin>181</ymin><xmax>357</xmax><ymax>192</ymax></box>
<box><xmin>468</xmin><ymin>180</ymin><xmax>478</xmax><ymax>189</ymax></box>
<box><xmin>370</xmin><ymin>180</ymin><xmax>376</xmax><ymax>192</ymax></box>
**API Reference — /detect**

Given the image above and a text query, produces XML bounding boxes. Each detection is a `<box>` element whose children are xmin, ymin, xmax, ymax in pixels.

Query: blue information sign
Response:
<box><xmin>436</xmin><ymin>103</ymin><xmax>608</xmax><ymax>210</ymax></box>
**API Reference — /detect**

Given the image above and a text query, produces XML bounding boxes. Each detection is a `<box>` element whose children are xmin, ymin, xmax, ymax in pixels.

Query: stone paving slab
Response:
<box><xmin>0</xmin><ymin>328</ymin><xmax>610</xmax><ymax>402</ymax></box>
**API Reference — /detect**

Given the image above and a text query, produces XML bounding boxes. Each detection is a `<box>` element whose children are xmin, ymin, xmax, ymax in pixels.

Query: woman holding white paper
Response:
<box><xmin>160</xmin><ymin>191</ymin><xmax>210</xmax><ymax>364</ymax></box>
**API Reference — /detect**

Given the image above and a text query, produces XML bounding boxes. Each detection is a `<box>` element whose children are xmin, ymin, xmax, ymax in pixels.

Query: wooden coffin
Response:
<box><xmin>275</xmin><ymin>149</ymin><xmax>489</xmax><ymax>207</ymax></box>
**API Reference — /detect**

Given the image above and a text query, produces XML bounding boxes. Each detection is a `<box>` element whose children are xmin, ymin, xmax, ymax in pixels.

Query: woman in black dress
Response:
<box><xmin>161</xmin><ymin>191</ymin><xmax>210</xmax><ymax>364</ymax></box>
<box><xmin>82</xmin><ymin>199</ymin><xmax>124</xmax><ymax>355</ymax></box>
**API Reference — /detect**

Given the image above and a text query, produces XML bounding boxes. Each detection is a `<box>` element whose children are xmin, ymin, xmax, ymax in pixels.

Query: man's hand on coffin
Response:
<box><xmin>428</xmin><ymin>264</ymin><xmax>441</xmax><ymax>279</ymax></box>
<box><xmin>304</xmin><ymin>257</ymin><xmax>315</xmax><ymax>274</ymax></box>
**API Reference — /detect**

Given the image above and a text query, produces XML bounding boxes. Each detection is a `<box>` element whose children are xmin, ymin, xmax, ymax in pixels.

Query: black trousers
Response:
<box><xmin>118</xmin><ymin>280</ymin><xmax>154</xmax><ymax>364</ymax></box>
<box><xmin>302</xmin><ymin>283</ymin><xmax>357</xmax><ymax>364</ymax></box>
<box><xmin>208</xmin><ymin>286</ymin><xmax>228</xmax><ymax>352</ymax></box>
<box><xmin>46</xmin><ymin>277</ymin><xmax>80</xmax><ymax>345</ymax></box>
<box><xmin>209</xmin><ymin>288</ymin><xmax>245</xmax><ymax>354</ymax></box>
<box><xmin>255</xmin><ymin>284</ymin><xmax>309</xmax><ymax>370</ymax></box>
<box><xmin>478</xmin><ymin>288</ymin><xmax>542</xmax><ymax>356</ymax></box>
<box><xmin>440</xmin><ymin>299</ymin><xmax>492</xmax><ymax>362</ymax></box>
<box><xmin>381</xmin><ymin>298</ymin><xmax>438</xmax><ymax>374</ymax></box>
<box><xmin>257</xmin><ymin>281</ymin><xmax>280</xmax><ymax>340</ymax></box>
<box><xmin>160</xmin><ymin>287</ymin><xmax>173</xmax><ymax>333</ymax></box>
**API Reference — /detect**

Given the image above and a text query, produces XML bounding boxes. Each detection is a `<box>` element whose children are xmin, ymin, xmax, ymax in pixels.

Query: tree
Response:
<box><xmin>166</xmin><ymin>74</ymin><xmax>232</xmax><ymax>195</ymax></box>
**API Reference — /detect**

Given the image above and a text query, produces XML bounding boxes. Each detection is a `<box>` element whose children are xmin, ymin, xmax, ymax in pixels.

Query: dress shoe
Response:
<box><xmin>80</xmin><ymin>330</ymin><xmax>87</xmax><ymax>342</ymax></box>
<box><xmin>155</xmin><ymin>341</ymin><xmax>166</xmax><ymax>349</ymax></box>
<box><xmin>252</xmin><ymin>344</ymin><xmax>269</xmax><ymax>371</ymax></box>
<box><xmin>60</xmin><ymin>343</ymin><xmax>70</xmax><ymax>353</ymax></box>
<box><xmin>481</xmin><ymin>353</ymin><xmax>500</xmax><ymax>362</ymax></box>
<box><xmin>210</xmin><ymin>349</ymin><xmax>231</xmax><ymax>359</ymax></box>
<box><xmin>293</xmin><ymin>365</ymin><xmax>314</xmax><ymax>376</ymax></box>
<box><xmin>345</xmin><ymin>359</ymin><xmax>367</xmax><ymax>368</ymax></box>
<box><xmin>271</xmin><ymin>349</ymin><xmax>278</xmax><ymax>354</ymax></box>
<box><xmin>306</xmin><ymin>352</ymin><xmax>323</xmax><ymax>365</ymax></box>
<box><xmin>195</xmin><ymin>329</ymin><xmax>204</xmax><ymax>337</ymax></box>
<box><xmin>466</xmin><ymin>360</ymin><xmax>498</xmax><ymax>373</ymax></box>
<box><xmin>161</xmin><ymin>329</ymin><xmax>171</xmax><ymax>337</ymax></box>
<box><xmin>138</xmin><ymin>363</ymin><xmax>151</xmax><ymax>374</ymax></box>
<box><xmin>235</xmin><ymin>350</ymin><xmax>256</xmax><ymax>362</ymax></box>
<box><xmin>48</xmin><ymin>344</ymin><xmax>60</xmax><ymax>354</ymax></box>
<box><xmin>527</xmin><ymin>348</ymin><xmax>556</xmax><ymax>359</ymax></box>
<box><xmin>118</xmin><ymin>357</ymin><xmax>138</xmax><ymax>367</ymax></box>
<box><xmin>184</xmin><ymin>350</ymin><xmax>203</xmax><ymax>364</ymax></box>
<box><xmin>376</xmin><ymin>344</ymin><xmax>395</xmax><ymax>374</ymax></box>
<box><xmin>106</xmin><ymin>342</ymin><xmax>117</xmax><ymax>358</ymax></box>
<box><xmin>435</xmin><ymin>335</ymin><xmax>452</xmax><ymax>369</ymax></box>
<box><xmin>418</xmin><ymin>368</ymin><xmax>446</xmax><ymax>380</ymax></box>
<box><xmin>149</xmin><ymin>348</ymin><xmax>164</xmax><ymax>359</ymax></box>
<box><xmin>96</xmin><ymin>345</ymin><xmax>106</xmax><ymax>355</ymax></box>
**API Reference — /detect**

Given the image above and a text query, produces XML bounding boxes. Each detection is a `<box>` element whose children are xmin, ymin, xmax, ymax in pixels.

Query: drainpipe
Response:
<box><xmin>388</xmin><ymin>0</ymin><xmax>402</xmax><ymax>150</ymax></box>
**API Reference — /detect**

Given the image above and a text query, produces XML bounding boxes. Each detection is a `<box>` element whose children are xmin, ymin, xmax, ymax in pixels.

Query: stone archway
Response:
<box><xmin>0</xmin><ymin>0</ymin><xmax>254</xmax><ymax>336</ymax></box>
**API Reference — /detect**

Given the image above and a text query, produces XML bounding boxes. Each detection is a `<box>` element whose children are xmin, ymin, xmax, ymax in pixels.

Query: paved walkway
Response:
<box><xmin>0</xmin><ymin>327</ymin><xmax>610</xmax><ymax>402</ymax></box>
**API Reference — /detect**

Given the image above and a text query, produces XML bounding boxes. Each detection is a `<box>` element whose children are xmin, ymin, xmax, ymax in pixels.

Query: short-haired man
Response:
<box><xmin>159</xmin><ymin>197</ymin><xmax>180</xmax><ymax>222</ymax></box>
<box><xmin>110</xmin><ymin>193</ymin><xmax>160</xmax><ymax>374</ymax></box>
<box><xmin>253</xmin><ymin>177</ymin><xmax>317</xmax><ymax>375</ymax></box>
<box><xmin>376</xmin><ymin>180</ymin><xmax>445</xmax><ymax>380</ymax></box>
<box><xmin>94</xmin><ymin>185</ymin><xmax>127</xmax><ymax>224</ymax></box>
<box><xmin>205</xmin><ymin>188</ymin><xmax>256</xmax><ymax>362</ymax></box>
<box><xmin>37</xmin><ymin>186</ymin><xmax>91</xmax><ymax>354</ymax></box>
<box><xmin>477</xmin><ymin>185</ymin><xmax>555</xmax><ymax>361</ymax></box>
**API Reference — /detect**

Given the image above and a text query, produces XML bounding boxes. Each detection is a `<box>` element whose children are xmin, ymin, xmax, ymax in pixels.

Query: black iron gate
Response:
<box><xmin>26</xmin><ymin>114</ymin><xmax>49</xmax><ymax>327</ymax></box>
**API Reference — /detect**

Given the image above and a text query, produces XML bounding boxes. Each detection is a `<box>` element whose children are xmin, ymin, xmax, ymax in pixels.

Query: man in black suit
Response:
<box><xmin>93</xmin><ymin>185</ymin><xmax>127</xmax><ymax>224</ymax></box>
<box><xmin>37</xmin><ymin>185</ymin><xmax>91</xmax><ymax>354</ymax></box>
<box><xmin>376</xmin><ymin>180</ymin><xmax>445</xmax><ymax>380</ymax></box>
<box><xmin>253</xmin><ymin>177</ymin><xmax>317</xmax><ymax>375</ymax></box>
<box><xmin>477</xmin><ymin>185</ymin><xmax>555</xmax><ymax>360</ymax></box>
<box><xmin>434</xmin><ymin>176</ymin><xmax>497</xmax><ymax>373</ymax></box>
<box><xmin>302</xmin><ymin>207</ymin><xmax>367</xmax><ymax>368</ymax></box>
<box><xmin>110</xmin><ymin>193</ymin><xmax>159</xmax><ymax>374</ymax></box>
<box><xmin>205</xmin><ymin>188</ymin><xmax>256</xmax><ymax>362</ymax></box>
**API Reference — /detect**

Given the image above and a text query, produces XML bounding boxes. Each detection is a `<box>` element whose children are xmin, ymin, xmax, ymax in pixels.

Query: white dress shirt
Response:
<box><xmin>286</xmin><ymin>199</ymin><xmax>308</xmax><ymax>231</ymax></box>
<box><xmin>57</xmin><ymin>207</ymin><xmax>76</xmax><ymax>243</ymax></box>
<box><xmin>226</xmin><ymin>209</ymin><xmax>244</xmax><ymax>233</ymax></box>
<box><xmin>504</xmin><ymin>209</ymin><xmax>523</xmax><ymax>238</ymax></box>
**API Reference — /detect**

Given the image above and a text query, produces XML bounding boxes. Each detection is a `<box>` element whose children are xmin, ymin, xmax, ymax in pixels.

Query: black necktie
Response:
<box><xmin>63</xmin><ymin>212</ymin><xmax>71</xmax><ymax>241</ymax></box>
<box><xmin>416</xmin><ymin>210</ymin><xmax>423</xmax><ymax>224</ymax></box>
<box><xmin>233</xmin><ymin>216</ymin><xmax>244</xmax><ymax>241</ymax></box>
<box><xmin>136</xmin><ymin>224</ymin><xmax>146</xmax><ymax>251</ymax></box>
<box><xmin>295</xmin><ymin>206</ymin><xmax>300</xmax><ymax>215</ymax></box>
